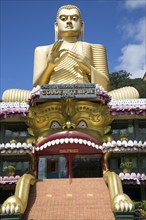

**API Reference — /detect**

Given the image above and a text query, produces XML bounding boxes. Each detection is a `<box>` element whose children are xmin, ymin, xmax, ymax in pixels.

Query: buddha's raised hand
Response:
<box><xmin>48</xmin><ymin>41</ymin><xmax>68</xmax><ymax>68</ymax></box>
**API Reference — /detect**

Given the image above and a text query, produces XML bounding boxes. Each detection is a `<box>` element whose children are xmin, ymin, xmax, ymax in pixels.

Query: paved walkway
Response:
<box><xmin>23</xmin><ymin>178</ymin><xmax>115</xmax><ymax>220</ymax></box>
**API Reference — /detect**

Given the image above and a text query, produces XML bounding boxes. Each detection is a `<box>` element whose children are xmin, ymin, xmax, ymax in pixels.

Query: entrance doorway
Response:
<box><xmin>47</xmin><ymin>155</ymin><xmax>67</xmax><ymax>178</ymax></box>
<box><xmin>38</xmin><ymin>154</ymin><xmax>103</xmax><ymax>179</ymax></box>
<box><xmin>73</xmin><ymin>155</ymin><xmax>102</xmax><ymax>178</ymax></box>
<box><xmin>38</xmin><ymin>155</ymin><xmax>67</xmax><ymax>179</ymax></box>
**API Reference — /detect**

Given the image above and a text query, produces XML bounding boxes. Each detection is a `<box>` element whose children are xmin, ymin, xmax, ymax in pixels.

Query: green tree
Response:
<box><xmin>109</xmin><ymin>70</ymin><xmax>146</xmax><ymax>98</ymax></box>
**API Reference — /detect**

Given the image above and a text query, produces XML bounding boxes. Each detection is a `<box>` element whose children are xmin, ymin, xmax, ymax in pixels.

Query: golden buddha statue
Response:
<box><xmin>2</xmin><ymin>5</ymin><xmax>139</xmax><ymax>102</ymax></box>
<box><xmin>33</xmin><ymin>5</ymin><xmax>109</xmax><ymax>90</ymax></box>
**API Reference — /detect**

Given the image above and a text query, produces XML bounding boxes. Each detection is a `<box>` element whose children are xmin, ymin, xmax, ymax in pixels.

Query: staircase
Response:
<box><xmin>23</xmin><ymin>178</ymin><xmax>115</xmax><ymax>220</ymax></box>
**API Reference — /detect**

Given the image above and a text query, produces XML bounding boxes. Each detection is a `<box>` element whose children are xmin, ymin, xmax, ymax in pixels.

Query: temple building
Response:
<box><xmin>0</xmin><ymin>4</ymin><xmax>146</xmax><ymax>220</ymax></box>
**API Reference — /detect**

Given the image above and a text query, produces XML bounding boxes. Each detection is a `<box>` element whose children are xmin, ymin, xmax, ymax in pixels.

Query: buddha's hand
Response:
<box><xmin>112</xmin><ymin>193</ymin><xmax>134</xmax><ymax>212</ymax></box>
<box><xmin>1</xmin><ymin>195</ymin><xmax>23</xmax><ymax>214</ymax></box>
<box><xmin>67</xmin><ymin>51</ymin><xmax>91</xmax><ymax>74</ymax></box>
<box><xmin>48</xmin><ymin>41</ymin><xmax>68</xmax><ymax>68</ymax></box>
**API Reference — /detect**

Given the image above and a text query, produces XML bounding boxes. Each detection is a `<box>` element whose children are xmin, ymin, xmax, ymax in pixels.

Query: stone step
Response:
<box><xmin>23</xmin><ymin>178</ymin><xmax>115</xmax><ymax>220</ymax></box>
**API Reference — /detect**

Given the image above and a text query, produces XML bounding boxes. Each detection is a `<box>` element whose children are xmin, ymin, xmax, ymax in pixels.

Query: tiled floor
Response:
<box><xmin>23</xmin><ymin>178</ymin><xmax>115</xmax><ymax>220</ymax></box>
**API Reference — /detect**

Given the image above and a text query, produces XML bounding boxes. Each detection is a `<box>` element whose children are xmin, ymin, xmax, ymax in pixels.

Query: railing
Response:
<box><xmin>134</xmin><ymin>217</ymin><xmax>146</xmax><ymax>220</ymax></box>
<box><xmin>114</xmin><ymin>211</ymin><xmax>146</xmax><ymax>219</ymax></box>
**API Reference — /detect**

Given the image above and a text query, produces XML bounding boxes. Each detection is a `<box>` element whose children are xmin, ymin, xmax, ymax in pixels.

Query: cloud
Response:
<box><xmin>125</xmin><ymin>0</ymin><xmax>146</xmax><ymax>10</ymax></box>
<box><xmin>115</xmin><ymin>17</ymin><xmax>146</xmax><ymax>78</ymax></box>
<box><xmin>115</xmin><ymin>43</ymin><xmax>145</xmax><ymax>78</ymax></box>
<box><xmin>121</xmin><ymin>17</ymin><xmax>145</xmax><ymax>43</ymax></box>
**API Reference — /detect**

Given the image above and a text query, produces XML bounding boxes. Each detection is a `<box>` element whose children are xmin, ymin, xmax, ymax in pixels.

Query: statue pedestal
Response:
<box><xmin>0</xmin><ymin>214</ymin><xmax>22</xmax><ymax>220</ymax></box>
<box><xmin>114</xmin><ymin>211</ymin><xmax>135</xmax><ymax>220</ymax></box>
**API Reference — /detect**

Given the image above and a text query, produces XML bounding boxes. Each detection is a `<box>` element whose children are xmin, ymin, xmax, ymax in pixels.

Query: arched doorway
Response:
<box><xmin>37</xmin><ymin>153</ymin><xmax>103</xmax><ymax>179</ymax></box>
<box><xmin>35</xmin><ymin>131</ymin><xmax>103</xmax><ymax>179</ymax></box>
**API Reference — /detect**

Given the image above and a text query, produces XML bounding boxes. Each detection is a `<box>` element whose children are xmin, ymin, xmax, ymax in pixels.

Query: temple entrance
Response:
<box><xmin>47</xmin><ymin>155</ymin><xmax>67</xmax><ymax>178</ymax></box>
<box><xmin>37</xmin><ymin>154</ymin><xmax>102</xmax><ymax>179</ymax></box>
<box><xmin>38</xmin><ymin>155</ymin><xmax>67</xmax><ymax>179</ymax></box>
<box><xmin>73</xmin><ymin>155</ymin><xmax>102</xmax><ymax>178</ymax></box>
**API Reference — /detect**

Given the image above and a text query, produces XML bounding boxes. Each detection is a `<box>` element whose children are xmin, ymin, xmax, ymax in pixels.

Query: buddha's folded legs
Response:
<box><xmin>2</xmin><ymin>89</ymin><xmax>31</xmax><ymax>102</ymax></box>
<box><xmin>108</xmin><ymin>86</ymin><xmax>139</xmax><ymax>99</ymax></box>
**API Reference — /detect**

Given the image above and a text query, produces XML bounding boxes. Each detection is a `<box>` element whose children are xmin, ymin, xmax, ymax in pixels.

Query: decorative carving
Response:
<box><xmin>24</xmin><ymin>99</ymin><xmax>113</xmax><ymax>143</ymax></box>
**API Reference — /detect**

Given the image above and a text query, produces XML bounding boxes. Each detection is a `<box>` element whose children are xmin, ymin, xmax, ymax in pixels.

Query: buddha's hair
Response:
<box><xmin>56</xmin><ymin>5</ymin><xmax>82</xmax><ymax>23</ymax></box>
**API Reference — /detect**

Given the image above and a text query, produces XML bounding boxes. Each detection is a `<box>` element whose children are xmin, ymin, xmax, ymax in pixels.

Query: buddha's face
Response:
<box><xmin>56</xmin><ymin>8</ymin><xmax>82</xmax><ymax>38</ymax></box>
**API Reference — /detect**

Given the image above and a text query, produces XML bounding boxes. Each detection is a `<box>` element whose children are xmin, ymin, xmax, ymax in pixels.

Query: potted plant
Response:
<box><xmin>4</xmin><ymin>165</ymin><xmax>16</xmax><ymax>176</ymax></box>
<box><xmin>140</xmin><ymin>200</ymin><xmax>146</xmax><ymax>218</ymax></box>
<box><xmin>134</xmin><ymin>200</ymin><xmax>146</xmax><ymax>218</ymax></box>
<box><xmin>120</xmin><ymin>161</ymin><xmax>132</xmax><ymax>173</ymax></box>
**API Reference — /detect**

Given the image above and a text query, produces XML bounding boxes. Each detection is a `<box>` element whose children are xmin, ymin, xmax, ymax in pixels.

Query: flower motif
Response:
<box><xmin>0</xmin><ymin>102</ymin><xmax>29</xmax><ymax>119</ymax></box>
<box><xmin>119</xmin><ymin>172</ymin><xmax>146</xmax><ymax>185</ymax></box>
<box><xmin>102</xmin><ymin>140</ymin><xmax>146</xmax><ymax>152</ymax></box>
<box><xmin>0</xmin><ymin>175</ymin><xmax>20</xmax><ymax>184</ymax></box>
<box><xmin>0</xmin><ymin>142</ymin><xmax>33</xmax><ymax>154</ymax></box>
<box><xmin>109</xmin><ymin>99</ymin><xmax>146</xmax><ymax>116</ymax></box>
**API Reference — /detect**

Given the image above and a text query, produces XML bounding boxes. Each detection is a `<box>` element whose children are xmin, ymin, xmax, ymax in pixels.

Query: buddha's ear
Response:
<box><xmin>54</xmin><ymin>22</ymin><xmax>58</xmax><ymax>30</ymax></box>
<box><xmin>81</xmin><ymin>22</ymin><xmax>84</xmax><ymax>41</ymax></box>
<box><xmin>54</xmin><ymin>22</ymin><xmax>58</xmax><ymax>41</ymax></box>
